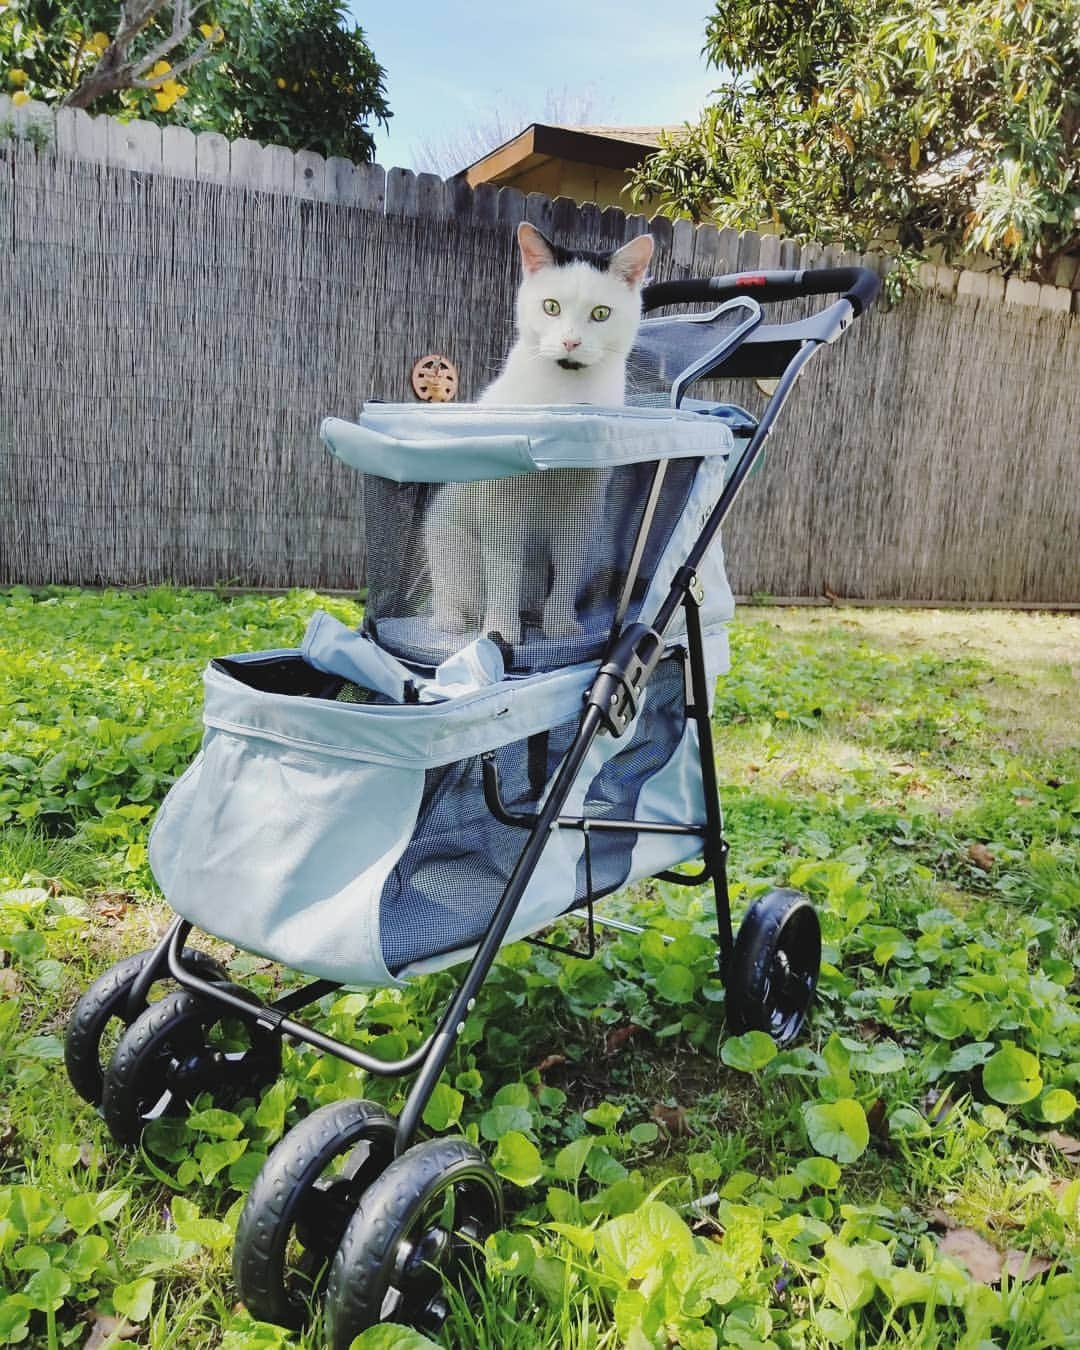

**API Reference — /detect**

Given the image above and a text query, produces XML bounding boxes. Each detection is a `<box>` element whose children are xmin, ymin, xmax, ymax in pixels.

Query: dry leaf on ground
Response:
<box><xmin>1046</xmin><ymin>1130</ymin><xmax>1080</xmax><ymax>1157</ymax></box>
<box><xmin>535</xmin><ymin>1054</ymin><xmax>568</xmax><ymax>1075</ymax></box>
<box><xmin>967</xmin><ymin>842</ymin><xmax>995</xmax><ymax>871</ymax></box>
<box><xmin>651</xmin><ymin>1103</ymin><xmax>692</xmax><ymax>1136</ymax></box>
<box><xmin>1003</xmin><ymin>1249</ymin><xmax>1053</xmax><ymax>1281</ymax></box>
<box><xmin>605</xmin><ymin>1025</ymin><xmax>637</xmax><ymax>1055</ymax></box>
<box><xmin>938</xmin><ymin>1228</ymin><xmax>1004</xmax><ymax>1283</ymax></box>
<box><xmin>84</xmin><ymin>1313</ymin><xmax>139</xmax><ymax>1349</ymax></box>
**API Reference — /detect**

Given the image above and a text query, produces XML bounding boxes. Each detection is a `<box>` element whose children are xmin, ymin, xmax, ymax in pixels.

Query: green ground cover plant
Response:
<box><xmin>0</xmin><ymin>588</ymin><xmax>1077</xmax><ymax>1348</ymax></box>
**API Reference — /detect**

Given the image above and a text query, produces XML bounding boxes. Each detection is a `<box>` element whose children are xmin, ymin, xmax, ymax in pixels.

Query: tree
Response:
<box><xmin>629</xmin><ymin>0</ymin><xmax>1079</xmax><ymax>282</ymax></box>
<box><xmin>1</xmin><ymin>0</ymin><xmax>391</xmax><ymax>161</ymax></box>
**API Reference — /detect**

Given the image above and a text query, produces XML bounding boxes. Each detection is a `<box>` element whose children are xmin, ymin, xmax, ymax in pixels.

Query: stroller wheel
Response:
<box><xmin>64</xmin><ymin>946</ymin><xmax>227</xmax><ymax>1106</ymax></box>
<box><xmin>727</xmin><ymin>888</ymin><xmax>820</xmax><ymax>1046</ymax></box>
<box><xmin>101</xmin><ymin>984</ymin><xmax>282</xmax><ymax>1146</ymax></box>
<box><xmin>233</xmin><ymin>1098</ymin><xmax>397</xmax><ymax>1331</ymax></box>
<box><xmin>324</xmin><ymin>1137</ymin><xmax>503</xmax><ymax>1348</ymax></box>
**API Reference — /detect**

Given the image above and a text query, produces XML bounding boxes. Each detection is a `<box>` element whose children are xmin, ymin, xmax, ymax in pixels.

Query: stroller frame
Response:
<box><xmin>114</xmin><ymin>265</ymin><xmax>880</xmax><ymax>1157</ymax></box>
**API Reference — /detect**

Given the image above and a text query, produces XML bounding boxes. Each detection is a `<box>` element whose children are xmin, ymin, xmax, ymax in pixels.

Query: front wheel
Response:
<box><xmin>324</xmin><ymin>1138</ymin><xmax>503</xmax><ymax>1348</ymax></box>
<box><xmin>726</xmin><ymin>887</ymin><xmax>820</xmax><ymax>1046</ymax></box>
<box><xmin>233</xmin><ymin>1098</ymin><xmax>398</xmax><ymax>1330</ymax></box>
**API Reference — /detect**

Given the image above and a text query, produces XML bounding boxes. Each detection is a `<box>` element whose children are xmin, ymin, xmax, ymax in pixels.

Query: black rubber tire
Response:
<box><xmin>324</xmin><ymin>1138</ymin><xmax>503</xmax><ymax>1349</ymax></box>
<box><xmin>726</xmin><ymin>887</ymin><xmax>821</xmax><ymax>1046</ymax></box>
<box><xmin>233</xmin><ymin>1099</ymin><xmax>397</xmax><ymax>1331</ymax></box>
<box><xmin>65</xmin><ymin>946</ymin><xmax>227</xmax><ymax>1106</ymax></box>
<box><xmin>101</xmin><ymin>985</ymin><xmax>282</xmax><ymax>1146</ymax></box>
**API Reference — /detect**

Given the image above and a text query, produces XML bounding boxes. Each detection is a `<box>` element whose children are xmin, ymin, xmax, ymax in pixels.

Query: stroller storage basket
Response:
<box><xmin>149</xmin><ymin>634</ymin><xmax>728</xmax><ymax>987</ymax></box>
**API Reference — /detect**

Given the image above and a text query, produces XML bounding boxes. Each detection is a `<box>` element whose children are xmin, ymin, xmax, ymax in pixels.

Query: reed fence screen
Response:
<box><xmin>1</xmin><ymin>141</ymin><xmax>1077</xmax><ymax>604</ymax></box>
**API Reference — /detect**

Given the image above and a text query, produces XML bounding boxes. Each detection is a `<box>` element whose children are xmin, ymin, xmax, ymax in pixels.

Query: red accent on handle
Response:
<box><xmin>736</xmin><ymin>275</ymin><xmax>768</xmax><ymax>287</ymax></box>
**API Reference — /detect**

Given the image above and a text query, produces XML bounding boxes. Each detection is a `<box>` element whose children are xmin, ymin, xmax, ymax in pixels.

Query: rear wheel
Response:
<box><xmin>233</xmin><ymin>1099</ymin><xmax>397</xmax><ymax>1330</ymax></box>
<box><xmin>101</xmin><ymin>985</ymin><xmax>282</xmax><ymax>1146</ymax></box>
<box><xmin>726</xmin><ymin>888</ymin><xmax>820</xmax><ymax>1046</ymax></box>
<box><xmin>65</xmin><ymin>946</ymin><xmax>227</xmax><ymax>1106</ymax></box>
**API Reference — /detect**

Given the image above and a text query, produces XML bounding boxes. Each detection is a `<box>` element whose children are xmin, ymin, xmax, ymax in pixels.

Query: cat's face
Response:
<box><xmin>513</xmin><ymin>224</ymin><xmax>653</xmax><ymax>374</ymax></box>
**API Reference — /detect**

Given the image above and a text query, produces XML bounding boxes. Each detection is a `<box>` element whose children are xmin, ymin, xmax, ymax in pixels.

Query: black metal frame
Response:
<box><xmin>122</xmin><ymin>267</ymin><xmax>879</xmax><ymax>1157</ymax></box>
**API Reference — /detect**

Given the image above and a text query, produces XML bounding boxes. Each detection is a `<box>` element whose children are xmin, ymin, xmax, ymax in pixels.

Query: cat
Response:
<box><xmin>426</xmin><ymin>223</ymin><xmax>654</xmax><ymax>651</ymax></box>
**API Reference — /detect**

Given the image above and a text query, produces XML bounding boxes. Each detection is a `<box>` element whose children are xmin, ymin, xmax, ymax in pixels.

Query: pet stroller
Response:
<box><xmin>64</xmin><ymin>266</ymin><xmax>879</xmax><ymax>1345</ymax></box>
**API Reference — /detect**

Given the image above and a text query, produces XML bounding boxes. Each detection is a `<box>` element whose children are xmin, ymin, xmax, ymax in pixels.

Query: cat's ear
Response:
<box><xmin>517</xmin><ymin>222</ymin><xmax>556</xmax><ymax>274</ymax></box>
<box><xmin>609</xmin><ymin>233</ymin><xmax>654</xmax><ymax>288</ymax></box>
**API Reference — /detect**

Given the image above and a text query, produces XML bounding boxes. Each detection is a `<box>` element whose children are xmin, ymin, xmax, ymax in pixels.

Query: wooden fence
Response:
<box><xmin>0</xmin><ymin>114</ymin><xmax>1077</xmax><ymax>604</ymax></box>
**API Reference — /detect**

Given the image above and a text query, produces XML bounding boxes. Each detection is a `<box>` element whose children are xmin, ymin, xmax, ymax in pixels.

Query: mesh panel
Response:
<box><xmin>379</xmin><ymin>655</ymin><xmax>688</xmax><ymax>972</ymax></box>
<box><xmin>627</xmin><ymin>301</ymin><xmax>760</xmax><ymax>407</ymax></box>
<box><xmin>362</xmin><ymin>460</ymin><xmax>700</xmax><ymax>673</ymax></box>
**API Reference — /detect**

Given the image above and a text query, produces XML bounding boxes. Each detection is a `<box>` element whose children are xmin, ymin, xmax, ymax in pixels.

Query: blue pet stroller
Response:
<box><xmin>64</xmin><ymin>267</ymin><xmax>879</xmax><ymax>1345</ymax></box>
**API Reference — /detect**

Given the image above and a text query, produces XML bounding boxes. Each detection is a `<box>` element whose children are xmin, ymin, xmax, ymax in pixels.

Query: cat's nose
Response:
<box><xmin>562</xmin><ymin>336</ymin><xmax>581</xmax><ymax>351</ymax></box>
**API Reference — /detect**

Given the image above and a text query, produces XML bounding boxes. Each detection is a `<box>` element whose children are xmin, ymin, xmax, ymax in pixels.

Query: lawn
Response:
<box><xmin>0</xmin><ymin>588</ymin><xmax>1077</xmax><ymax>1349</ymax></box>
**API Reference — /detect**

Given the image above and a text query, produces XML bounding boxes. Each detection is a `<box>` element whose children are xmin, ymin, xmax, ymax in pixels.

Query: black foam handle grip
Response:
<box><xmin>642</xmin><ymin>266</ymin><xmax>881</xmax><ymax>316</ymax></box>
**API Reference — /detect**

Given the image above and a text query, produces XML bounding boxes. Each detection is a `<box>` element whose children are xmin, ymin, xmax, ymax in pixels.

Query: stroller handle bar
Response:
<box><xmin>642</xmin><ymin>266</ymin><xmax>881</xmax><ymax>318</ymax></box>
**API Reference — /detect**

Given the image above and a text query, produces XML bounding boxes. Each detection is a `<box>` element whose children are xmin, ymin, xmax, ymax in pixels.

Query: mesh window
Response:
<box><xmin>626</xmin><ymin>300</ymin><xmax>761</xmax><ymax>408</ymax></box>
<box><xmin>362</xmin><ymin>460</ymin><xmax>700</xmax><ymax>674</ymax></box>
<box><xmin>379</xmin><ymin>654</ymin><xmax>689</xmax><ymax>973</ymax></box>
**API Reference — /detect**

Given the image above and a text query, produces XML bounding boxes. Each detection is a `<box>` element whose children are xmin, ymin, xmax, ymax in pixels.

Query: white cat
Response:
<box><xmin>427</xmin><ymin>222</ymin><xmax>654</xmax><ymax>651</ymax></box>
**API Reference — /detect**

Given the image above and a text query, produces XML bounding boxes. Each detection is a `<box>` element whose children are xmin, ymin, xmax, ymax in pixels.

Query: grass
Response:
<box><xmin>0</xmin><ymin>588</ymin><xmax>1078</xmax><ymax>1349</ymax></box>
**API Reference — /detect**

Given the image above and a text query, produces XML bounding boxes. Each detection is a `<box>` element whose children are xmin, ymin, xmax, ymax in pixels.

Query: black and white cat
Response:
<box><xmin>427</xmin><ymin>222</ymin><xmax>654</xmax><ymax>649</ymax></box>
<box><xmin>482</xmin><ymin>222</ymin><xmax>654</xmax><ymax>405</ymax></box>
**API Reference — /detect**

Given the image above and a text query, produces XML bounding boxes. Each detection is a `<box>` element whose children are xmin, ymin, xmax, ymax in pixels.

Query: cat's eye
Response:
<box><xmin>543</xmin><ymin>299</ymin><xmax>561</xmax><ymax>316</ymax></box>
<box><xmin>590</xmin><ymin>305</ymin><xmax>611</xmax><ymax>322</ymax></box>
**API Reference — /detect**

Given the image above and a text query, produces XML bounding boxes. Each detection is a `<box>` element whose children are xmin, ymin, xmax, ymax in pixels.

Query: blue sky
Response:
<box><xmin>351</xmin><ymin>2</ymin><xmax>718</xmax><ymax>172</ymax></box>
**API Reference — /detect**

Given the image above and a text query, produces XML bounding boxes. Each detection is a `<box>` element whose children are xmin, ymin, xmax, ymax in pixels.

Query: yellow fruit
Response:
<box><xmin>12</xmin><ymin>89</ymin><xmax>30</xmax><ymax>106</ymax></box>
<box><xmin>8</xmin><ymin>68</ymin><xmax>29</xmax><ymax>87</ymax></box>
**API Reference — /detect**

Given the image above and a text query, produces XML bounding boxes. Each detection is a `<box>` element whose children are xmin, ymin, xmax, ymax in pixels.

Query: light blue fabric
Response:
<box><xmin>321</xmin><ymin>403</ymin><xmax>733</xmax><ymax>484</ymax></box>
<box><xmin>301</xmin><ymin>611</ymin><xmax>505</xmax><ymax>703</ymax></box>
<box><xmin>147</xmin><ymin>630</ymin><xmax>730</xmax><ymax>987</ymax></box>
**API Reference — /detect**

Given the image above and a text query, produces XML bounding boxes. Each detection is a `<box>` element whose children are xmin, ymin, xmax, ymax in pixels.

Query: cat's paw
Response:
<box><xmin>482</xmin><ymin>615</ymin><xmax>522</xmax><ymax>646</ymax></box>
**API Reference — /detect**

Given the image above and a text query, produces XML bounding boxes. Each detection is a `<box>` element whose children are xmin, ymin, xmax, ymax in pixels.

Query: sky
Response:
<box><xmin>350</xmin><ymin>1</ymin><xmax>719</xmax><ymax>173</ymax></box>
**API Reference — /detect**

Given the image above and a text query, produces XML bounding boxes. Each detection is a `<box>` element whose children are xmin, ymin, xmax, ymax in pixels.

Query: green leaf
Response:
<box><xmin>945</xmin><ymin>1041</ymin><xmax>995</xmax><ymax>1073</ymax></box>
<box><xmin>492</xmin><ymin>1131</ymin><xmax>543</xmax><ymax>1188</ymax></box>
<box><xmin>983</xmin><ymin>1045</ymin><xmax>1043</xmax><ymax>1105</ymax></box>
<box><xmin>125</xmin><ymin>1231</ymin><xmax>200</xmax><ymax>1272</ymax></box>
<box><xmin>483</xmin><ymin>1230</ymin><xmax>536</xmax><ymax>1279</ymax></box>
<box><xmin>113</xmin><ymin>1276</ymin><xmax>156</xmax><ymax>1323</ymax></box>
<box><xmin>63</xmin><ymin>1188</ymin><xmax>129</xmax><ymax>1233</ymax></box>
<box><xmin>21</xmin><ymin>1266</ymin><xmax>71</xmax><ymax>1312</ymax></box>
<box><xmin>795</xmin><ymin>1156</ymin><xmax>842</xmax><ymax>1190</ymax></box>
<box><xmin>17</xmin><ymin>1034</ymin><xmax>64</xmax><ymax>1060</ymax></box>
<box><xmin>421</xmin><ymin>1083</ymin><xmax>464</xmax><ymax>1132</ymax></box>
<box><xmin>0</xmin><ymin>1294</ymin><xmax>31</xmax><ymax>1343</ymax></box>
<box><xmin>656</xmin><ymin>963</ymin><xmax>697</xmax><ymax>1003</ymax></box>
<box><xmin>553</xmin><ymin>1136</ymin><xmax>594</xmax><ymax>1183</ymax></box>
<box><xmin>1039</xmin><ymin>1088</ymin><xmax>1077</xmax><ymax>1124</ymax></box>
<box><xmin>855</xmin><ymin>1040</ymin><xmax>905</xmax><ymax>1074</ymax></box>
<box><xmin>924</xmin><ymin>1002</ymin><xmax>969</xmax><ymax>1040</ymax></box>
<box><xmin>187</xmin><ymin>1107</ymin><xmax>244</xmax><ymax>1139</ymax></box>
<box><xmin>197</xmin><ymin>1139</ymin><xmax>247</xmax><ymax>1184</ymax></box>
<box><xmin>595</xmin><ymin>1201</ymin><xmax>695</xmax><ymax>1293</ymax></box>
<box><xmin>721</xmin><ymin>1030</ymin><xmax>778</xmax><ymax>1072</ymax></box>
<box><xmin>479</xmin><ymin>1104</ymin><xmax>533</xmax><ymax>1142</ymax></box>
<box><xmin>802</xmin><ymin>1099</ymin><xmax>870</xmax><ymax>1163</ymax></box>
<box><xmin>629</xmin><ymin>1122</ymin><xmax>659</xmax><ymax>1145</ymax></box>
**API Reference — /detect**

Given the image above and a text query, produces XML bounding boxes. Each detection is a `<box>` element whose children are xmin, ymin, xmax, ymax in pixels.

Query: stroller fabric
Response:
<box><xmin>149</xmin><ymin>406</ymin><xmax>736</xmax><ymax>987</ymax></box>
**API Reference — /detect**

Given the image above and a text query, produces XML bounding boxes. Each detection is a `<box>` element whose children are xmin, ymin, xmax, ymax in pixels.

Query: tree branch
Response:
<box><xmin>60</xmin><ymin>0</ymin><xmax>213</xmax><ymax>110</ymax></box>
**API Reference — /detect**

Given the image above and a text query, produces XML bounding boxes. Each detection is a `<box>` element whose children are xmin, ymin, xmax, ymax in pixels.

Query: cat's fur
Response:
<box><xmin>427</xmin><ymin>223</ymin><xmax>654</xmax><ymax>648</ymax></box>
